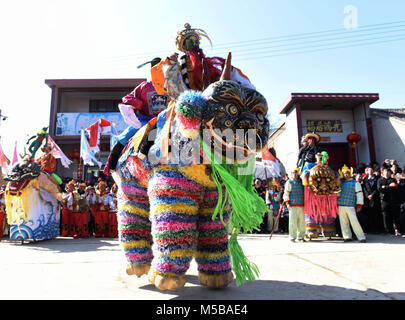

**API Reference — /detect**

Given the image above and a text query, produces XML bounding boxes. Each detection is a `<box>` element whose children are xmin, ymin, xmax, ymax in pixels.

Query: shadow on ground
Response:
<box><xmin>0</xmin><ymin>236</ymin><xmax>120</xmax><ymax>253</ymax></box>
<box><xmin>138</xmin><ymin>275</ymin><xmax>404</xmax><ymax>300</ymax></box>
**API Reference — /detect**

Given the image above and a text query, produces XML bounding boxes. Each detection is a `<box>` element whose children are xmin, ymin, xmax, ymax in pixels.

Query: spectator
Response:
<box><xmin>355</xmin><ymin>173</ymin><xmax>368</xmax><ymax>232</ymax></box>
<box><xmin>390</xmin><ymin>159</ymin><xmax>399</xmax><ymax>167</ymax></box>
<box><xmin>382</xmin><ymin>159</ymin><xmax>391</xmax><ymax>169</ymax></box>
<box><xmin>377</xmin><ymin>168</ymin><xmax>401</xmax><ymax>236</ymax></box>
<box><xmin>266</xmin><ymin>180</ymin><xmax>281</xmax><ymax>234</ymax></box>
<box><xmin>278</xmin><ymin>186</ymin><xmax>289</xmax><ymax>233</ymax></box>
<box><xmin>398</xmin><ymin>173</ymin><xmax>405</xmax><ymax>234</ymax></box>
<box><xmin>391</xmin><ymin>164</ymin><xmax>402</xmax><ymax>174</ymax></box>
<box><xmin>254</xmin><ymin>178</ymin><xmax>267</xmax><ymax>233</ymax></box>
<box><xmin>297</xmin><ymin>136</ymin><xmax>308</xmax><ymax>168</ymax></box>
<box><xmin>357</xmin><ymin>163</ymin><xmax>366</xmax><ymax>175</ymax></box>
<box><xmin>362</xmin><ymin>166</ymin><xmax>384</xmax><ymax>234</ymax></box>
<box><xmin>85</xmin><ymin>186</ymin><xmax>97</xmax><ymax>237</ymax></box>
<box><xmin>371</xmin><ymin>161</ymin><xmax>380</xmax><ymax>173</ymax></box>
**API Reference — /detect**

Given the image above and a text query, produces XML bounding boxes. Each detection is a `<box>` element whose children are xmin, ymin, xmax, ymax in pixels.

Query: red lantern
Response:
<box><xmin>347</xmin><ymin>132</ymin><xmax>361</xmax><ymax>148</ymax></box>
<box><xmin>69</xmin><ymin>149</ymin><xmax>80</xmax><ymax>163</ymax></box>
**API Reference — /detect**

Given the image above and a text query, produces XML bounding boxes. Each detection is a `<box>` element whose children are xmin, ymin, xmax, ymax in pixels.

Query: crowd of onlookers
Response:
<box><xmin>1</xmin><ymin>159</ymin><xmax>405</xmax><ymax>241</ymax></box>
<box><xmin>0</xmin><ymin>176</ymin><xmax>118</xmax><ymax>240</ymax></box>
<box><xmin>254</xmin><ymin>159</ymin><xmax>405</xmax><ymax>238</ymax></box>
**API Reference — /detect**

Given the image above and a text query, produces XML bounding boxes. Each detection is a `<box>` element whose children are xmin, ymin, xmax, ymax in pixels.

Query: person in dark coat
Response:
<box><xmin>394</xmin><ymin>173</ymin><xmax>405</xmax><ymax>234</ymax></box>
<box><xmin>297</xmin><ymin>136</ymin><xmax>308</xmax><ymax>168</ymax></box>
<box><xmin>299</xmin><ymin>133</ymin><xmax>321</xmax><ymax>171</ymax></box>
<box><xmin>254</xmin><ymin>179</ymin><xmax>267</xmax><ymax>233</ymax></box>
<box><xmin>362</xmin><ymin>166</ymin><xmax>384</xmax><ymax>233</ymax></box>
<box><xmin>377</xmin><ymin>168</ymin><xmax>402</xmax><ymax>236</ymax></box>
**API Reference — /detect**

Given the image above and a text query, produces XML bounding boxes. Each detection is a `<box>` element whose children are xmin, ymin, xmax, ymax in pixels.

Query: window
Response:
<box><xmin>89</xmin><ymin>99</ymin><xmax>121</xmax><ymax>112</ymax></box>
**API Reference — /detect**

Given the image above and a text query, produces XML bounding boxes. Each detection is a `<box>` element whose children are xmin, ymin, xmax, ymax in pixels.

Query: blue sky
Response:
<box><xmin>0</xmin><ymin>0</ymin><xmax>404</xmax><ymax>158</ymax></box>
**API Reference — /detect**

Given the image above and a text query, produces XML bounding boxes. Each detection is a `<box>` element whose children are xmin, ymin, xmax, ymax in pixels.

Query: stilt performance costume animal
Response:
<box><xmin>107</xmin><ymin>24</ymin><xmax>269</xmax><ymax>290</ymax></box>
<box><xmin>111</xmin><ymin>78</ymin><xmax>269</xmax><ymax>290</ymax></box>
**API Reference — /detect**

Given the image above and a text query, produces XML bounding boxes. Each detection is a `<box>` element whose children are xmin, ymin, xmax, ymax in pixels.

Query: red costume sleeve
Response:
<box><xmin>121</xmin><ymin>81</ymin><xmax>158</xmax><ymax>118</ymax></box>
<box><xmin>122</xmin><ymin>86</ymin><xmax>143</xmax><ymax>111</ymax></box>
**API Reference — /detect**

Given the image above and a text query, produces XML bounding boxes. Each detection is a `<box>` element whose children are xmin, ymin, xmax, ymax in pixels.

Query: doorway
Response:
<box><xmin>318</xmin><ymin>143</ymin><xmax>350</xmax><ymax>172</ymax></box>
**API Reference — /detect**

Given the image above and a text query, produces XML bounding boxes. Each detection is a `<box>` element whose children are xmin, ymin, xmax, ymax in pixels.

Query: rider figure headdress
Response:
<box><xmin>175</xmin><ymin>23</ymin><xmax>212</xmax><ymax>53</ymax></box>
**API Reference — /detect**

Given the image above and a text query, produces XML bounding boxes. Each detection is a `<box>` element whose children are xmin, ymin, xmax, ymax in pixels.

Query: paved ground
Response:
<box><xmin>1</xmin><ymin>233</ymin><xmax>405</xmax><ymax>300</ymax></box>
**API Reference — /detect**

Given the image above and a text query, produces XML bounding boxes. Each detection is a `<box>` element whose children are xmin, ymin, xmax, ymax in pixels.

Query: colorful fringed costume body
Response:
<box><xmin>303</xmin><ymin>151</ymin><xmax>340</xmax><ymax>239</ymax></box>
<box><xmin>110</xmin><ymin>80</ymin><xmax>270</xmax><ymax>290</ymax></box>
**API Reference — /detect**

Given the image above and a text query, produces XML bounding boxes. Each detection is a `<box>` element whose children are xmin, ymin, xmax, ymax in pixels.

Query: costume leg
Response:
<box><xmin>347</xmin><ymin>207</ymin><xmax>366</xmax><ymax>241</ymax></box>
<box><xmin>296</xmin><ymin>207</ymin><xmax>306</xmax><ymax>240</ymax></box>
<box><xmin>148</xmin><ymin>168</ymin><xmax>202</xmax><ymax>290</ymax></box>
<box><xmin>195</xmin><ymin>187</ymin><xmax>233</xmax><ymax>289</ymax></box>
<box><xmin>339</xmin><ymin>206</ymin><xmax>353</xmax><ymax>240</ymax></box>
<box><xmin>305</xmin><ymin>214</ymin><xmax>320</xmax><ymax>239</ymax></box>
<box><xmin>289</xmin><ymin>207</ymin><xmax>298</xmax><ymax>240</ymax></box>
<box><xmin>117</xmin><ymin>176</ymin><xmax>152</xmax><ymax>277</ymax></box>
<box><xmin>320</xmin><ymin>216</ymin><xmax>336</xmax><ymax>238</ymax></box>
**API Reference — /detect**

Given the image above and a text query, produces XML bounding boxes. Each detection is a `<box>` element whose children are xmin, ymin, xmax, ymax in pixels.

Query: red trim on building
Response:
<box><xmin>366</xmin><ymin>118</ymin><xmax>377</xmax><ymax>162</ymax></box>
<box><xmin>295</xmin><ymin>103</ymin><xmax>303</xmax><ymax>149</ymax></box>
<box><xmin>279</xmin><ymin>92</ymin><xmax>379</xmax><ymax>114</ymax></box>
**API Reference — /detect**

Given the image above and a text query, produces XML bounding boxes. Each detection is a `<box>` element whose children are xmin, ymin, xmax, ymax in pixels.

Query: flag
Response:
<box><xmin>0</xmin><ymin>141</ymin><xmax>8</xmax><ymax>174</ymax></box>
<box><xmin>48</xmin><ymin>136</ymin><xmax>72</xmax><ymax>168</ymax></box>
<box><xmin>261</xmin><ymin>149</ymin><xmax>276</xmax><ymax>161</ymax></box>
<box><xmin>12</xmin><ymin>141</ymin><xmax>18</xmax><ymax>166</ymax></box>
<box><xmin>86</xmin><ymin>118</ymin><xmax>112</xmax><ymax>154</ymax></box>
<box><xmin>80</xmin><ymin>129</ymin><xmax>102</xmax><ymax>168</ymax></box>
<box><xmin>110</xmin><ymin>123</ymin><xmax>119</xmax><ymax>151</ymax></box>
<box><xmin>255</xmin><ymin>149</ymin><xmax>282</xmax><ymax>179</ymax></box>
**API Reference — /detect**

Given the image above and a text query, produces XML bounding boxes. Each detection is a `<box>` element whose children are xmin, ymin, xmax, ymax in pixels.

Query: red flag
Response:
<box><xmin>86</xmin><ymin>119</ymin><xmax>111</xmax><ymax>153</ymax></box>
<box><xmin>262</xmin><ymin>149</ymin><xmax>276</xmax><ymax>161</ymax></box>
<box><xmin>48</xmin><ymin>136</ymin><xmax>72</xmax><ymax>168</ymax></box>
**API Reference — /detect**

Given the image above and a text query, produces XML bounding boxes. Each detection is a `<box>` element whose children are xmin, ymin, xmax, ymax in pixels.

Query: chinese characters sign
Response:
<box><xmin>306</xmin><ymin>120</ymin><xmax>342</xmax><ymax>133</ymax></box>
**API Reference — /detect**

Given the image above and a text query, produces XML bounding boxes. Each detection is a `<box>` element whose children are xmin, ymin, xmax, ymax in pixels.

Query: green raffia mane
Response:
<box><xmin>200</xmin><ymin>137</ymin><xmax>268</xmax><ymax>286</ymax></box>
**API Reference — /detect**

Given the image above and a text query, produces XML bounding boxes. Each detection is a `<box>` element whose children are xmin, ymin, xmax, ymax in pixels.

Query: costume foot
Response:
<box><xmin>148</xmin><ymin>269</ymin><xmax>187</xmax><ymax>291</ymax></box>
<box><xmin>198</xmin><ymin>272</ymin><xmax>234</xmax><ymax>289</ymax></box>
<box><xmin>126</xmin><ymin>263</ymin><xmax>151</xmax><ymax>277</ymax></box>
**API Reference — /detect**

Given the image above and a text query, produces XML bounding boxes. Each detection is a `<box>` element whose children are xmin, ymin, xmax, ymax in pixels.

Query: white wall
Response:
<box><xmin>352</xmin><ymin>103</ymin><xmax>371</xmax><ymax>164</ymax></box>
<box><xmin>373</xmin><ymin>115</ymin><xmax>405</xmax><ymax>166</ymax></box>
<box><xmin>268</xmin><ymin>108</ymin><xmax>300</xmax><ymax>175</ymax></box>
